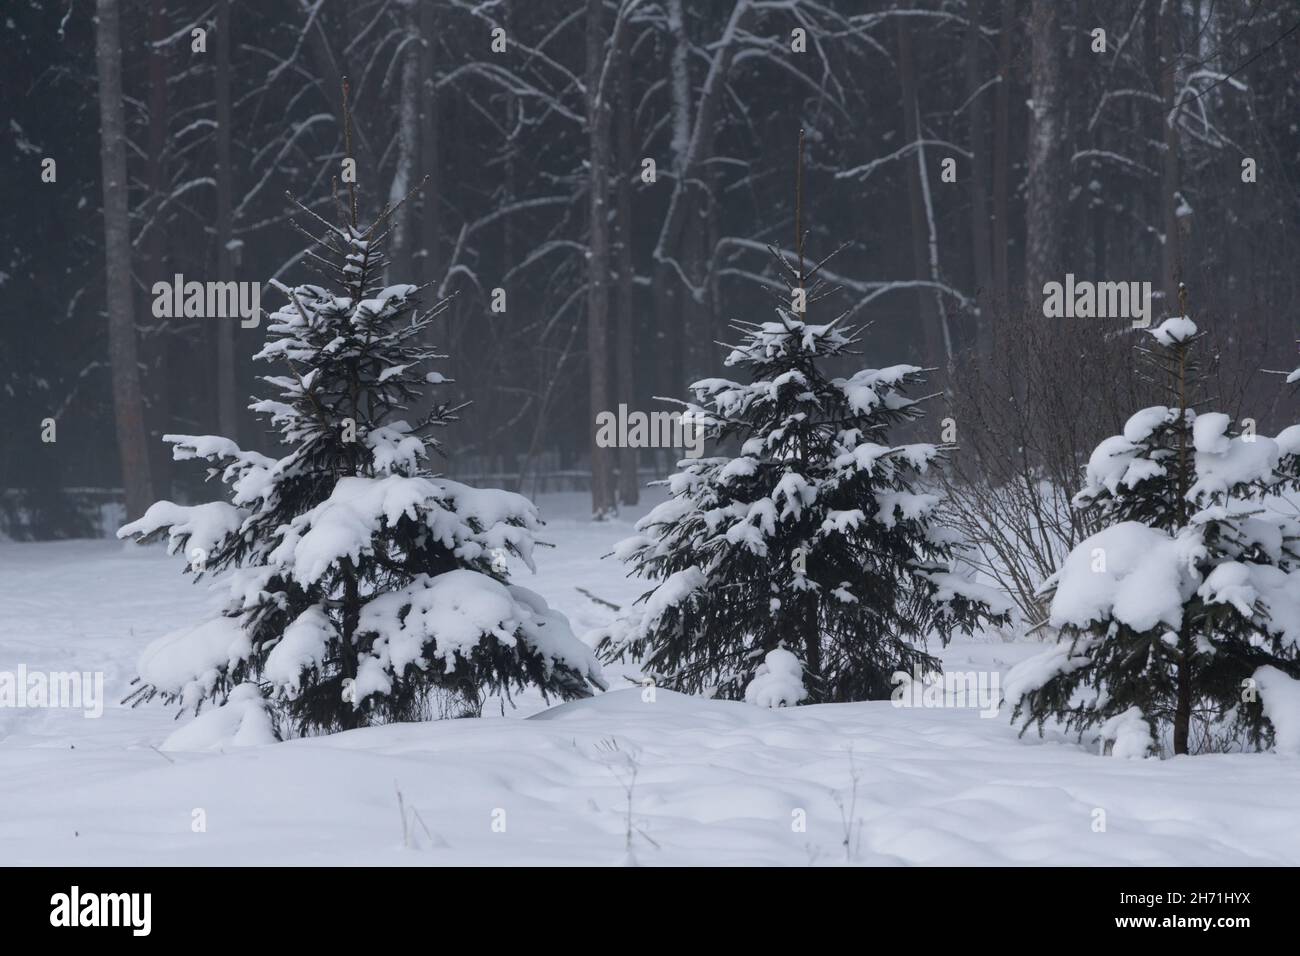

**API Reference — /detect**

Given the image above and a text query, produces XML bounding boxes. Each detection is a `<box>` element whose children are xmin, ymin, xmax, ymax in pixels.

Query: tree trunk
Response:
<box><xmin>614</xmin><ymin>25</ymin><xmax>639</xmax><ymax>506</ymax></box>
<box><xmin>682</xmin><ymin>210</ymin><xmax>709</xmax><ymax>380</ymax></box>
<box><xmin>992</xmin><ymin>0</ymin><xmax>1014</xmax><ymax>304</ymax></box>
<box><xmin>654</xmin><ymin>258</ymin><xmax>680</xmax><ymax>428</ymax></box>
<box><xmin>801</xmin><ymin>582</ymin><xmax>824</xmax><ymax>702</ymax></box>
<box><xmin>586</xmin><ymin>0</ymin><xmax>615</xmax><ymax>517</ymax></box>
<box><xmin>1173</xmin><ymin>335</ymin><xmax>1193</xmax><ymax>756</ymax></box>
<box><xmin>95</xmin><ymin>0</ymin><xmax>155</xmax><ymax>520</ymax></box>
<box><xmin>1174</xmin><ymin>622</ymin><xmax>1193</xmax><ymax>755</ymax></box>
<box><xmin>659</xmin><ymin>0</ymin><xmax>692</xmax><ymax>399</ymax></box>
<box><xmin>215</xmin><ymin>0</ymin><xmax>238</xmax><ymax>440</ymax></box>
<box><xmin>1025</xmin><ymin>0</ymin><xmax>1066</xmax><ymax>301</ymax></box>
<box><xmin>339</xmin><ymin>563</ymin><xmax>361</xmax><ymax>731</ymax></box>
<box><xmin>1159</xmin><ymin>2</ymin><xmax>1183</xmax><ymax>306</ymax></box>
<box><xmin>145</xmin><ymin>0</ymin><xmax>172</xmax><ymax>496</ymax></box>
<box><xmin>896</xmin><ymin>10</ymin><xmax>945</xmax><ymax>364</ymax></box>
<box><xmin>386</xmin><ymin>3</ymin><xmax>420</xmax><ymax>284</ymax></box>
<box><xmin>496</xmin><ymin>0</ymin><xmax>520</xmax><ymax>485</ymax></box>
<box><xmin>965</xmin><ymin>0</ymin><xmax>993</xmax><ymax>331</ymax></box>
<box><xmin>418</xmin><ymin>0</ymin><xmax>440</xmax><ymax>293</ymax></box>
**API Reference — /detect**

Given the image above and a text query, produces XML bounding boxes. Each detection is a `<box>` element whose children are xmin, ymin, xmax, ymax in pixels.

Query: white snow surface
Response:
<box><xmin>4</xmin><ymin>492</ymin><xmax>1300</xmax><ymax>865</ymax></box>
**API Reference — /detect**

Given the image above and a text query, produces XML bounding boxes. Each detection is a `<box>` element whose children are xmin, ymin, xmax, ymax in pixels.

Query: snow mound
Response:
<box><xmin>1099</xmin><ymin>707</ymin><xmax>1154</xmax><ymax>759</ymax></box>
<box><xmin>160</xmin><ymin>684</ymin><xmax>276</xmax><ymax>752</ymax></box>
<box><xmin>744</xmin><ymin>648</ymin><xmax>808</xmax><ymax>707</ymax></box>
<box><xmin>1254</xmin><ymin>667</ymin><xmax>1300</xmax><ymax>755</ymax></box>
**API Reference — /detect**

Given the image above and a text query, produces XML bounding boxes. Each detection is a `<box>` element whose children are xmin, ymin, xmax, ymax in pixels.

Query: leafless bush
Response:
<box><xmin>940</xmin><ymin>298</ymin><xmax>1146</xmax><ymax>623</ymax></box>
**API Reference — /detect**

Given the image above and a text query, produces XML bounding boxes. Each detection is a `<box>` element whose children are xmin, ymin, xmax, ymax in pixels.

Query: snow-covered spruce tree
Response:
<box><xmin>1007</xmin><ymin>309</ymin><xmax>1300</xmax><ymax>756</ymax></box>
<box><xmin>119</xmin><ymin>194</ymin><xmax>604</xmax><ymax>735</ymax></box>
<box><xmin>596</xmin><ymin>247</ymin><xmax>1010</xmax><ymax>704</ymax></box>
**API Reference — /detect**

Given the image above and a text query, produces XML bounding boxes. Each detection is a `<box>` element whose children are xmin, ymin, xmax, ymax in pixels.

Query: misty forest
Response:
<box><xmin>6</xmin><ymin>0</ymin><xmax>1298</xmax><ymax>528</ymax></box>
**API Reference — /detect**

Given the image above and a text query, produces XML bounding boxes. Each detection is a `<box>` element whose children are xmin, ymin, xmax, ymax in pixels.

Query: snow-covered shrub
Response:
<box><xmin>119</xmin><ymin>196</ymin><xmax>603</xmax><ymax>735</ymax></box>
<box><xmin>1008</xmin><ymin>315</ymin><xmax>1300</xmax><ymax>755</ymax></box>
<box><xmin>595</xmin><ymin>247</ymin><xmax>1010</xmax><ymax>703</ymax></box>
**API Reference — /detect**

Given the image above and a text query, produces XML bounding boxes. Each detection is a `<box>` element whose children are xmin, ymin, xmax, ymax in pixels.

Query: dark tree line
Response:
<box><xmin>2</xmin><ymin>0</ymin><xmax>1298</xmax><ymax>534</ymax></box>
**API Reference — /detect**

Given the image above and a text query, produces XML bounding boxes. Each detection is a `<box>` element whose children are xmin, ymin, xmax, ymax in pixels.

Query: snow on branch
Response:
<box><xmin>836</xmin><ymin>139</ymin><xmax>973</xmax><ymax>182</ymax></box>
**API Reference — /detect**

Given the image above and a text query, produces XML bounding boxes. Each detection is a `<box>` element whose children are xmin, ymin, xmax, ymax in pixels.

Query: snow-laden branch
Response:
<box><xmin>715</xmin><ymin>238</ymin><xmax>974</xmax><ymax>316</ymax></box>
<box><xmin>235</xmin><ymin>114</ymin><xmax>336</xmax><ymax>220</ymax></box>
<box><xmin>435</xmin><ymin>62</ymin><xmax>583</xmax><ymax>124</ymax></box>
<box><xmin>1071</xmin><ymin>149</ymin><xmax>1155</xmax><ymax>178</ymax></box>
<box><xmin>1087</xmin><ymin>88</ymin><xmax>1162</xmax><ymax>132</ymax></box>
<box><xmin>131</xmin><ymin>178</ymin><xmax>217</xmax><ymax>251</ymax></box>
<box><xmin>836</xmin><ymin>139</ymin><xmax>973</xmax><ymax>181</ymax></box>
<box><xmin>951</xmin><ymin>75</ymin><xmax>1001</xmax><ymax>117</ymax></box>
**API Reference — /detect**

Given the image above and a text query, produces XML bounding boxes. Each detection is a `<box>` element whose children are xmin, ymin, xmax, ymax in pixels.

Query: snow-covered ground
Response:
<box><xmin>2</xmin><ymin>491</ymin><xmax>1298</xmax><ymax>866</ymax></box>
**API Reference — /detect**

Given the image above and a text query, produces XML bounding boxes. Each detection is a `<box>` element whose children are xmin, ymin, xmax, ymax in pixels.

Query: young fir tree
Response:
<box><xmin>596</xmin><ymin>241</ymin><xmax>1010</xmax><ymax>704</ymax></box>
<box><xmin>119</xmin><ymin>186</ymin><xmax>604</xmax><ymax>735</ymax></box>
<box><xmin>1008</xmin><ymin>302</ymin><xmax>1300</xmax><ymax>756</ymax></box>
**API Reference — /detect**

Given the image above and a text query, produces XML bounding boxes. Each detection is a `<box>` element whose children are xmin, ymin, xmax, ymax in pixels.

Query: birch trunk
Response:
<box><xmin>897</xmin><ymin>9</ymin><xmax>949</xmax><ymax>363</ymax></box>
<box><xmin>386</xmin><ymin>4</ymin><xmax>419</xmax><ymax>284</ymax></box>
<box><xmin>1025</xmin><ymin>0</ymin><xmax>1066</xmax><ymax>301</ymax></box>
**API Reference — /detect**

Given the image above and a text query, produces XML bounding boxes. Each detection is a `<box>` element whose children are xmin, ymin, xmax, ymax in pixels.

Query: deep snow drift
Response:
<box><xmin>2</xmin><ymin>492</ymin><xmax>1298</xmax><ymax>866</ymax></box>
